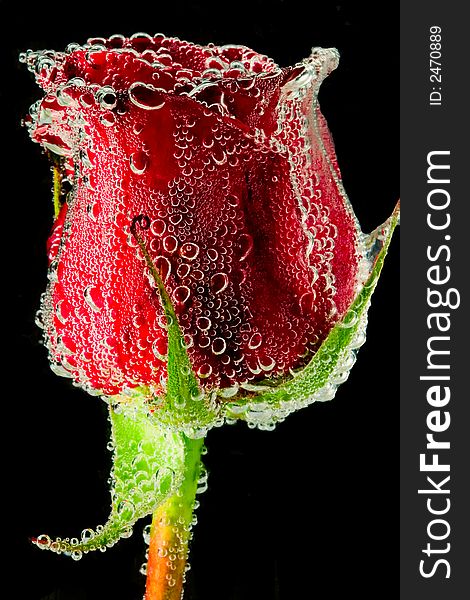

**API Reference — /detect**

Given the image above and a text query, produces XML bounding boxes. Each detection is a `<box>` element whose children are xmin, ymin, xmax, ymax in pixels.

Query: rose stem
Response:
<box><xmin>145</xmin><ymin>436</ymin><xmax>204</xmax><ymax>600</ymax></box>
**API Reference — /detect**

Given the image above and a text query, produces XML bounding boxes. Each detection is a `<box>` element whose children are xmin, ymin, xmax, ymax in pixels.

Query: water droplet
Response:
<box><xmin>177</xmin><ymin>263</ymin><xmax>191</xmax><ymax>278</ymax></box>
<box><xmin>197</xmin><ymin>364</ymin><xmax>212</xmax><ymax>379</ymax></box>
<box><xmin>143</xmin><ymin>524</ymin><xmax>152</xmax><ymax>545</ymax></box>
<box><xmin>84</xmin><ymin>285</ymin><xmax>102</xmax><ymax>312</ymax></box>
<box><xmin>248</xmin><ymin>332</ymin><xmax>262</xmax><ymax>349</ymax></box>
<box><xmin>129</xmin><ymin>82</ymin><xmax>166</xmax><ymax>110</ymax></box>
<box><xmin>211</xmin><ymin>337</ymin><xmax>226</xmax><ymax>355</ymax></box>
<box><xmin>207</xmin><ymin>248</ymin><xmax>218</xmax><ymax>261</ymax></box>
<box><xmin>95</xmin><ymin>86</ymin><xmax>117</xmax><ymax>110</ymax></box>
<box><xmin>259</xmin><ymin>355</ymin><xmax>276</xmax><ymax>372</ymax></box>
<box><xmin>81</xmin><ymin>528</ymin><xmax>95</xmax><ymax>542</ymax></box>
<box><xmin>130</xmin><ymin>151</ymin><xmax>148</xmax><ymax>175</ymax></box>
<box><xmin>100</xmin><ymin>111</ymin><xmax>116</xmax><ymax>126</ymax></box>
<box><xmin>238</xmin><ymin>233</ymin><xmax>254</xmax><ymax>261</ymax></box>
<box><xmin>163</xmin><ymin>235</ymin><xmax>178</xmax><ymax>253</ymax></box>
<box><xmin>179</xmin><ymin>242</ymin><xmax>199</xmax><ymax>261</ymax></box>
<box><xmin>155</xmin><ymin>256</ymin><xmax>171</xmax><ymax>281</ymax></box>
<box><xmin>196</xmin><ymin>316</ymin><xmax>211</xmax><ymax>331</ymax></box>
<box><xmin>151</xmin><ymin>219</ymin><xmax>166</xmax><ymax>236</ymax></box>
<box><xmin>173</xmin><ymin>286</ymin><xmax>190</xmax><ymax>304</ymax></box>
<box><xmin>210</xmin><ymin>272</ymin><xmax>228</xmax><ymax>294</ymax></box>
<box><xmin>299</xmin><ymin>291</ymin><xmax>315</xmax><ymax>315</ymax></box>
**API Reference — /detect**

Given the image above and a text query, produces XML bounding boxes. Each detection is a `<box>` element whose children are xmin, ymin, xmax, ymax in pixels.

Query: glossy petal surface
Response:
<box><xmin>24</xmin><ymin>36</ymin><xmax>364</xmax><ymax>398</ymax></box>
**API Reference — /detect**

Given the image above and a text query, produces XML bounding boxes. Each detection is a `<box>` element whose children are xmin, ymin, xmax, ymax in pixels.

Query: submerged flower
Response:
<box><xmin>22</xmin><ymin>33</ymin><xmax>398</xmax><ymax>598</ymax></box>
<box><xmin>24</xmin><ymin>34</ymin><xmax>371</xmax><ymax>400</ymax></box>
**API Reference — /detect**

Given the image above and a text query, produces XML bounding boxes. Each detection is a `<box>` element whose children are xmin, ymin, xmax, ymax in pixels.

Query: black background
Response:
<box><xmin>2</xmin><ymin>1</ymin><xmax>399</xmax><ymax>599</ymax></box>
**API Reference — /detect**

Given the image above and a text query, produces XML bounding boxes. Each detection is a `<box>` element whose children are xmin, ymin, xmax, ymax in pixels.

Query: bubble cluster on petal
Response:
<box><xmin>23</xmin><ymin>35</ymin><xmax>364</xmax><ymax>406</ymax></box>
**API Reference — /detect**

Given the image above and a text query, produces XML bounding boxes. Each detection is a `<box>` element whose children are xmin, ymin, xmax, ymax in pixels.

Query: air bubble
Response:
<box><xmin>151</xmin><ymin>219</ymin><xmax>166</xmax><ymax>236</ymax></box>
<box><xmin>196</xmin><ymin>316</ymin><xmax>211</xmax><ymax>331</ymax></box>
<box><xmin>129</xmin><ymin>82</ymin><xmax>166</xmax><ymax>110</ymax></box>
<box><xmin>50</xmin><ymin>363</ymin><xmax>73</xmax><ymax>378</ymax></box>
<box><xmin>299</xmin><ymin>291</ymin><xmax>315</xmax><ymax>315</ymax></box>
<box><xmin>163</xmin><ymin>235</ymin><xmax>178</xmax><ymax>253</ymax></box>
<box><xmin>339</xmin><ymin>310</ymin><xmax>358</xmax><ymax>328</ymax></box>
<box><xmin>55</xmin><ymin>300</ymin><xmax>69</xmax><ymax>324</ymax></box>
<box><xmin>227</xmin><ymin>194</ymin><xmax>240</xmax><ymax>207</ymax></box>
<box><xmin>130</xmin><ymin>151</ymin><xmax>148</xmax><ymax>175</ymax></box>
<box><xmin>211</xmin><ymin>337</ymin><xmax>226</xmax><ymax>355</ymax></box>
<box><xmin>143</xmin><ymin>524</ymin><xmax>152</xmax><ymax>545</ymax></box>
<box><xmin>81</xmin><ymin>528</ymin><xmax>95</xmax><ymax>542</ymax></box>
<box><xmin>117</xmin><ymin>500</ymin><xmax>135</xmax><ymax>521</ymax></box>
<box><xmin>210</xmin><ymin>272</ymin><xmax>228</xmax><ymax>294</ymax></box>
<box><xmin>248</xmin><ymin>332</ymin><xmax>262</xmax><ymax>350</ymax></box>
<box><xmin>179</xmin><ymin>242</ymin><xmax>199</xmax><ymax>261</ymax></box>
<box><xmin>79</xmin><ymin>91</ymin><xmax>95</xmax><ymax>107</ymax></box>
<box><xmin>259</xmin><ymin>355</ymin><xmax>276</xmax><ymax>372</ymax></box>
<box><xmin>173</xmin><ymin>286</ymin><xmax>190</xmax><ymax>304</ymax></box>
<box><xmin>35</xmin><ymin>534</ymin><xmax>52</xmax><ymax>549</ymax></box>
<box><xmin>207</xmin><ymin>248</ymin><xmax>218</xmax><ymax>261</ymax></box>
<box><xmin>197</xmin><ymin>364</ymin><xmax>212</xmax><ymax>379</ymax></box>
<box><xmin>218</xmin><ymin>384</ymin><xmax>239</xmax><ymax>398</ymax></box>
<box><xmin>238</xmin><ymin>233</ymin><xmax>254</xmax><ymax>261</ymax></box>
<box><xmin>100</xmin><ymin>111</ymin><xmax>116</xmax><ymax>126</ymax></box>
<box><xmin>177</xmin><ymin>263</ymin><xmax>191</xmax><ymax>278</ymax></box>
<box><xmin>95</xmin><ymin>86</ymin><xmax>117</xmax><ymax>110</ymax></box>
<box><xmin>47</xmin><ymin>259</ymin><xmax>58</xmax><ymax>282</ymax></box>
<box><xmin>84</xmin><ymin>285</ymin><xmax>102</xmax><ymax>313</ymax></box>
<box><xmin>155</xmin><ymin>256</ymin><xmax>171</xmax><ymax>281</ymax></box>
<box><xmin>152</xmin><ymin>339</ymin><xmax>167</xmax><ymax>361</ymax></box>
<box><xmin>183</xmin><ymin>334</ymin><xmax>194</xmax><ymax>349</ymax></box>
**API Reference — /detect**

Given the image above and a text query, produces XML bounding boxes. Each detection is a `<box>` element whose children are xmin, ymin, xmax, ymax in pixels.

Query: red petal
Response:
<box><xmin>26</xmin><ymin>40</ymin><xmax>362</xmax><ymax>397</ymax></box>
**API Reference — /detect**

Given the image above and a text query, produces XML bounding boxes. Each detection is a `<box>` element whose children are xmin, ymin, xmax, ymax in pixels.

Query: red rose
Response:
<box><xmin>23</xmin><ymin>34</ymin><xmax>364</xmax><ymax>400</ymax></box>
<box><xmin>23</xmin><ymin>34</ymin><xmax>399</xmax><ymax>599</ymax></box>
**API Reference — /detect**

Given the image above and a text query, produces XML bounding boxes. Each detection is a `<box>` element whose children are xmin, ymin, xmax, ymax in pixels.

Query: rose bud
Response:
<box><xmin>22</xmin><ymin>33</ymin><xmax>399</xmax><ymax>599</ymax></box>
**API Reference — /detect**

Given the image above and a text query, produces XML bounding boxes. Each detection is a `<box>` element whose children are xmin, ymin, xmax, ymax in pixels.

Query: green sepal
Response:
<box><xmin>131</xmin><ymin>217</ymin><xmax>219</xmax><ymax>437</ymax></box>
<box><xmin>149</xmin><ymin>267</ymin><xmax>219</xmax><ymax>434</ymax></box>
<box><xmin>33</xmin><ymin>398</ymin><xmax>186</xmax><ymax>558</ymax></box>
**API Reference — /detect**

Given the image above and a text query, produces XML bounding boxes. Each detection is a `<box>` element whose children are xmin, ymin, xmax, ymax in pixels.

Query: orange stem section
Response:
<box><xmin>145</xmin><ymin>436</ymin><xmax>204</xmax><ymax>600</ymax></box>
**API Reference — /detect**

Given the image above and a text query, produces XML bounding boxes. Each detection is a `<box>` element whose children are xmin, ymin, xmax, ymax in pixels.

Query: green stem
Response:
<box><xmin>144</xmin><ymin>436</ymin><xmax>205</xmax><ymax>600</ymax></box>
